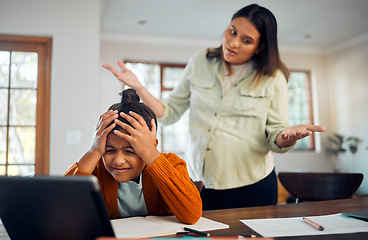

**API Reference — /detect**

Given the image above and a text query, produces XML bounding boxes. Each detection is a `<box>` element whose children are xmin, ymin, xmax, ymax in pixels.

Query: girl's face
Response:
<box><xmin>102</xmin><ymin>130</ymin><xmax>145</xmax><ymax>183</ymax></box>
<box><xmin>222</xmin><ymin>17</ymin><xmax>263</xmax><ymax>65</ymax></box>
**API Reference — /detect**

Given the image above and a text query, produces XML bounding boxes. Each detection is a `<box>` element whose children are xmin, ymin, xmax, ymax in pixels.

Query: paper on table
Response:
<box><xmin>240</xmin><ymin>213</ymin><xmax>368</xmax><ymax>238</ymax></box>
<box><xmin>111</xmin><ymin>216</ymin><xmax>229</xmax><ymax>238</ymax></box>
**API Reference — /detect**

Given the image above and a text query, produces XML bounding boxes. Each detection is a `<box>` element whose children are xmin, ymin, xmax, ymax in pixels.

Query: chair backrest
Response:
<box><xmin>278</xmin><ymin>172</ymin><xmax>363</xmax><ymax>202</ymax></box>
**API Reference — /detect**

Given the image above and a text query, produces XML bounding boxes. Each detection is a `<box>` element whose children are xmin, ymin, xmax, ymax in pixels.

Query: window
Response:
<box><xmin>288</xmin><ymin>70</ymin><xmax>314</xmax><ymax>150</ymax></box>
<box><xmin>124</xmin><ymin>61</ymin><xmax>188</xmax><ymax>159</ymax></box>
<box><xmin>0</xmin><ymin>34</ymin><xmax>52</xmax><ymax>176</ymax></box>
<box><xmin>124</xmin><ymin>61</ymin><xmax>314</xmax><ymax>155</ymax></box>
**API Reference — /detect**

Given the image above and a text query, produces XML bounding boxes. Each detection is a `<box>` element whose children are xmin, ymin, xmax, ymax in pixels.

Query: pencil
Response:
<box><xmin>302</xmin><ymin>217</ymin><xmax>324</xmax><ymax>231</ymax></box>
<box><xmin>183</xmin><ymin>227</ymin><xmax>210</xmax><ymax>237</ymax></box>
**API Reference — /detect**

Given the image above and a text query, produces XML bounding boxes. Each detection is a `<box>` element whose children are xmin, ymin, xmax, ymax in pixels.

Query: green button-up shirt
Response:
<box><xmin>159</xmin><ymin>49</ymin><xmax>293</xmax><ymax>189</ymax></box>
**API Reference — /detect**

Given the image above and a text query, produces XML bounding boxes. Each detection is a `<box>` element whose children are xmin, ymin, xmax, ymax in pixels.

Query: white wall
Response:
<box><xmin>327</xmin><ymin>39</ymin><xmax>368</xmax><ymax>194</ymax></box>
<box><xmin>0</xmin><ymin>0</ymin><xmax>101</xmax><ymax>175</ymax></box>
<box><xmin>273</xmin><ymin>52</ymin><xmax>331</xmax><ymax>173</ymax></box>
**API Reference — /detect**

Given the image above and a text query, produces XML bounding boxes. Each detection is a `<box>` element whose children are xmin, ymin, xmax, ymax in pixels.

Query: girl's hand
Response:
<box><xmin>90</xmin><ymin>110</ymin><xmax>118</xmax><ymax>155</ymax></box>
<box><xmin>114</xmin><ymin>111</ymin><xmax>161</xmax><ymax>166</ymax></box>
<box><xmin>77</xmin><ymin>110</ymin><xmax>118</xmax><ymax>173</ymax></box>
<box><xmin>103</xmin><ymin>61</ymin><xmax>144</xmax><ymax>91</ymax></box>
<box><xmin>276</xmin><ymin>124</ymin><xmax>326</xmax><ymax>148</ymax></box>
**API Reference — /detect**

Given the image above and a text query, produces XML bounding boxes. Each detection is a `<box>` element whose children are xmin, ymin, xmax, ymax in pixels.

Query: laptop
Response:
<box><xmin>342</xmin><ymin>208</ymin><xmax>368</xmax><ymax>222</ymax></box>
<box><xmin>0</xmin><ymin>175</ymin><xmax>115</xmax><ymax>240</ymax></box>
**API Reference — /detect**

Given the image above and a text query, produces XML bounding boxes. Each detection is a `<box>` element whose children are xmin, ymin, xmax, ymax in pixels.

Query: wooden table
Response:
<box><xmin>2</xmin><ymin>197</ymin><xmax>368</xmax><ymax>240</ymax></box>
<box><xmin>201</xmin><ymin>197</ymin><xmax>368</xmax><ymax>239</ymax></box>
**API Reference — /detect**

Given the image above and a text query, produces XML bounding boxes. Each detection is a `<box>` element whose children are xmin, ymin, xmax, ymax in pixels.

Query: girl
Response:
<box><xmin>65</xmin><ymin>89</ymin><xmax>202</xmax><ymax>224</ymax></box>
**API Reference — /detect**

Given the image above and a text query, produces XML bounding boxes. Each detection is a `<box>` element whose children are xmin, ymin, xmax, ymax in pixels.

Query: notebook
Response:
<box><xmin>342</xmin><ymin>207</ymin><xmax>368</xmax><ymax>221</ymax></box>
<box><xmin>0</xmin><ymin>175</ymin><xmax>115</xmax><ymax>240</ymax></box>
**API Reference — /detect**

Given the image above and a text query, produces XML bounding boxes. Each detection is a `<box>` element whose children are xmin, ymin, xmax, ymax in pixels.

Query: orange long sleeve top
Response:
<box><xmin>64</xmin><ymin>153</ymin><xmax>202</xmax><ymax>224</ymax></box>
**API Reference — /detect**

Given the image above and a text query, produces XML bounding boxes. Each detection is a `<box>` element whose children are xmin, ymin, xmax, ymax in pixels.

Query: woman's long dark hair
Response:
<box><xmin>207</xmin><ymin>4</ymin><xmax>290</xmax><ymax>86</ymax></box>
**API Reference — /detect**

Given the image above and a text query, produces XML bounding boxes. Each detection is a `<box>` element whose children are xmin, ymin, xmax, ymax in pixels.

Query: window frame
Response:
<box><xmin>0</xmin><ymin>34</ymin><xmax>52</xmax><ymax>175</ymax></box>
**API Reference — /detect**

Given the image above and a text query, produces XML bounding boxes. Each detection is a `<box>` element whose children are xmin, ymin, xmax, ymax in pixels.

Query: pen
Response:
<box><xmin>302</xmin><ymin>217</ymin><xmax>324</xmax><ymax>231</ymax></box>
<box><xmin>184</xmin><ymin>227</ymin><xmax>210</xmax><ymax>237</ymax></box>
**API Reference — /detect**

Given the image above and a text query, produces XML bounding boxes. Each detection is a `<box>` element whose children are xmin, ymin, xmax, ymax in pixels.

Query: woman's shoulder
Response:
<box><xmin>262</xmin><ymin>69</ymin><xmax>287</xmax><ymax>85</ymax></box>
<box><xmin>188</xmin><ymin>49</ymin><xmax>209</xmax><ymax>62</ymax></box>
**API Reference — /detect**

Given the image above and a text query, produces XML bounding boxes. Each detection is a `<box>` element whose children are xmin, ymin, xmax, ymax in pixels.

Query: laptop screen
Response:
<box><xmin>0</xmin><ymin>175</ymin><xmax>115</xmax><ymax>240</ymax></box>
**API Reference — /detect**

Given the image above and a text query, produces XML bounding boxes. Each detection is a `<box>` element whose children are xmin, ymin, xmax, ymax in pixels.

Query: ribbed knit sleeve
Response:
<box><xmin>143</xmin><ymin>153</ymin><xmax>202</xmax><ymax>224</ymax></box>
<box><xmin>64</xmin><ymin>161</ymin><xmax>120</xmax><ymax>219</ymax></box>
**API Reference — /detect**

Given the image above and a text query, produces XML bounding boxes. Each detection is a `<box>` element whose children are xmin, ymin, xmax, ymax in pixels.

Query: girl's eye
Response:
<box><xmin>105</xmin><ymin>149</ymin><xmax>115</xmax><ymax>153</ymax></box>
<box><xmin>125</xmin><ymin>150</ymin><xmax>136</xmax><ymax>155</ymax></box>
<box><xmin>230</xmin><ymin>30</ymin><xmax>237</xmax><ymax>36</ymax></box>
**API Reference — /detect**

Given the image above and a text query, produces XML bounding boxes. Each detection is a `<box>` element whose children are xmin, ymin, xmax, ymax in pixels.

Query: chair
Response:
<box><xmin>193</xmin><ymin>181</ymin><xmax>204</xmax><ymax>193</ymax></box>
<box><xmin>278</xmin><ymin>172</ymin><xmax>363</xmax><ymax>203</ymax></box>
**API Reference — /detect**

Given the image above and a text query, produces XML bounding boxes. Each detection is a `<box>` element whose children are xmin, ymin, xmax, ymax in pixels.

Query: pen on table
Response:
<box><xmin>302</xmin><ymin>217</ymin><xmax>324</xmax><ymax>231</ymax></box>
<box><xmin>239</xmin><ymin>234</ymin><xmax>257</xmax><ymax>238</ymax></box>
<box><xmin>183</xmin><ymin>227</ymin><xmax>210</xmax><ymax>237</ymax></box>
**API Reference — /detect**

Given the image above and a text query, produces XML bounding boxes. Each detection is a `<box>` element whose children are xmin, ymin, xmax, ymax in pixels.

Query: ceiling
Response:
<box><xmin>100</xmin><ymin>0</ymin><xmax>368</xmax><ymax>54</ymax></box>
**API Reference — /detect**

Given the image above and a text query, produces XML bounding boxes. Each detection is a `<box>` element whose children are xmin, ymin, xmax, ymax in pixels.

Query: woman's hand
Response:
<box><xmin>103</xmin><ymin>61</ymin><xmax>144</xmax><ymax>91</ymax></box>
<box><xmin>90</xmin><ymin>110</ymin><xmax>118</xmax><ymax>155</ymax></box>
<box><xmin>114</xmin><ymin>111</ymin><xmax>161</xmax><ymax>166</ymax></box>
<box><xmin>276</xmin><ymin>124</ymin><xmax>326</xmax><ymax>148</ymax></box>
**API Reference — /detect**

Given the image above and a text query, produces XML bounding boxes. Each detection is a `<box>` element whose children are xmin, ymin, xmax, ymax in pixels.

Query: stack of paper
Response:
<box><xmin>111</xmin><ymin>216</ymin><xmax>229</xmax><ymax>238</ymax></box>
<box><xmin>241</xmin><ymin>213</ymin><xmax>368</xmax><ymax>237</ymax></box>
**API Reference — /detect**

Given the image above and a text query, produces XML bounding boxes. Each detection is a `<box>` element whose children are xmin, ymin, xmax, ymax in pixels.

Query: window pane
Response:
<box><xmin>10</xmin><ymin>52</ymin><xmax>38</xmax><ymax>88</ymax></box>
<box><xmin>163</xmin><ymin>67</ymin><xmax>185</xmax><ymax>89</ymax></box>
<box><xmin>9</xmin><ymin>89</ymin><xmax>37</xmax><ymax>126</ymax></box>
<box><xmin>7</xmin><ymin>165</ymin><xmax>34</xmax><ymax>176</ymax></box>
<box><xmin>0</xmin><ymin>51</ymin><xmax>10</xmax><ymax>87</ymax></box>
<box><xmin>125</xmin><ymin>63</ymin><xmax>161</xmax><ymax>99</ymax></box>
<box><xmin>161</xmin><ymin>91</ymin><xmax>189</xmax><ymax>158</ymax></box>
<box><xmin>0</xmin><ymin>89</ymin><xmax>8</xmax><ymax>125</ymax></box>
<box><xmin>0</xmin><ymin>127</ymin><xmax>6</xmax><ymax>164</ymax></box>
<box><xmin>8</xmin><ymin>127</ymin><xmax>35</xmax><ymax>164</ymax></box>
<box><xmin>288</xmin><ymin>71</ymin><xmax>311</xmax><ymax>149</ymax></box>
<box><xmin>0</xmin><ymin>165</ymin><xmax>5</xmax><ymax>175</ymax></box>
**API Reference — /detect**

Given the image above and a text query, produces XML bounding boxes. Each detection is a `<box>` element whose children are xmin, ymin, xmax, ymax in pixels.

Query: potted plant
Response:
<box><xmin>328</xmin><ymin>133</ymin><xmax>362</xmax><ymax>172</ymax></box>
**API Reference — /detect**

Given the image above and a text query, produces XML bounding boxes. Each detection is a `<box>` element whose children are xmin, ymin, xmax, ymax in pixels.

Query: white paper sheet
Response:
<box><xmin>111</xmin><ymin>216</ymin><xmax>229</xmax><ymax>238</ymax></box>
<box><xmin>240</xmin><ymin>213</ymin><xmax>368</xmax><ymax>237</ymax></box>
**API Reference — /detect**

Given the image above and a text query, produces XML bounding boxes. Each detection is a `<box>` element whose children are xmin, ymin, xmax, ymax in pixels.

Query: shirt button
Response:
<box><xmin>206</xmin><ymin>147</ymin><xmax>211</xmax><ymax>151</ymax></box>
<box><xmin>208</xmin><ymin>129</ymin><xmax>211</xmax><ymax>132</ymax></box>
<box><xmin>214</xmin><ymin>113</ymin><xmax>218</xmax><ymax>116</ymax></box>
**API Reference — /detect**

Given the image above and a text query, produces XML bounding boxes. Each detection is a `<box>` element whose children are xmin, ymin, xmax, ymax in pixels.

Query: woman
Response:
<box><xmin>103</xmin><ymin>4</ymin><xmax>325</xmax><ymax>210</ymax></box>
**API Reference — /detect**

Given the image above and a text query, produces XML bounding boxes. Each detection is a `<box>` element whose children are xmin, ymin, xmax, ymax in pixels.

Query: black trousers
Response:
<box><xmin>200</xmin><ymin>169</ymin><xmax>278</xmax><ymax>210</ymax></box>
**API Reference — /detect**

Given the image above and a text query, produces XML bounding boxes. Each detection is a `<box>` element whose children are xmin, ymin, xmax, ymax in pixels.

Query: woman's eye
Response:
<box><xmin>230</xmin><ymin>30</ymin><xmax>237</xmax><ymax>36</ymax></box>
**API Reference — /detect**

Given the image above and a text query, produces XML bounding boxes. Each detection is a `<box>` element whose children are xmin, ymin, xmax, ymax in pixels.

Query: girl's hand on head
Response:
<box><xmin>91</xmin><ymin>110</ymin><xmax>118</xmax><ymax>155</ymax></box>
<box><xmin>102</xmin><ymin>61</ymin><xmax>144</xmax><ymax>91</ymax></box>
<box><xmin>114</xmin><ymin>111</ymin><xmax>161</xmax><ymax>166</ymax></box>
<box><xmin>276</xmin><ymin>124</ymin><xmax>326</xmax><ymax>148</ymax></box>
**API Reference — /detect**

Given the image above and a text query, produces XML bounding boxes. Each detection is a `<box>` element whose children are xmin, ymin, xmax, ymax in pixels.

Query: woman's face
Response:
<box><xmin>222</xmin><ymin>17</ymin><xmax>263</xmax><ymax>65</ymax></box>
<box><xmin>102</xmin><ymin>130</ymin><xmax>145</xmax><ymax>183</ymax></box>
